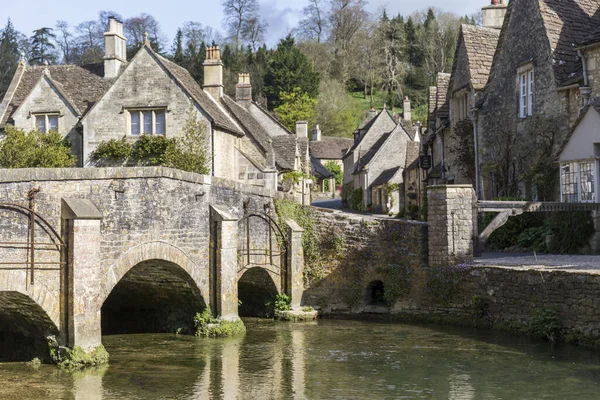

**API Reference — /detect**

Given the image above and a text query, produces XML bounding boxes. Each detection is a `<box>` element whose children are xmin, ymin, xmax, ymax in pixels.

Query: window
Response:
<box><xmin>128</xmin><ymin>109</ymin><xmax>166</xmax><ymax>135</ymax></box>
<box><xmin>35</xmin><ymin>114</ymin><xmax>59</xmax><ymax>133</ymax></box>
<box><xmin>561</xmin><ymin>161</ymin><xmax>596</xmax><ymax>203</ymax></box>
<box><xmin>580</xmin><ymin>162</ymin><xmax>595</xmax><ymax>202</ymax></box>
<box><xmin>561</xmin><ymin>163</ymin><xmax>578</xmax><ymax>202</ymax></box>
<box><xmin>519</xmin><ymin>69</ymin><xmax>534</xmax><ymax>118</ymax></box>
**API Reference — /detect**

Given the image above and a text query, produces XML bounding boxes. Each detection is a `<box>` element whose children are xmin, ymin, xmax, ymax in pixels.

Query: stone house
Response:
<box><xmin>342</xmin><ymin>101</ymin><xmax>420</xmax><ymax>213</ymax></box>
<box><xmin>0</xmin><ymin>17</ymin><xmax>312</xmax><ymax>203</ymax></box>
<box><xmin>475</xmin><ymin>0</ymin><xmax>600</xmax><ymax>200</ymax></box>
<box><xmin>309</xmin><ymin>125</ymin><xmax>353</xmax><ymax>197</ymax></box>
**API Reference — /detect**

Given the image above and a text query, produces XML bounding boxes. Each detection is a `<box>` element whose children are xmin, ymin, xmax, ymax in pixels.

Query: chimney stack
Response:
<box><xmin>482</xmin><ymin>0</ymin><xmax>507</xmax><ymax>30</ymax></box>
<box><xmin>236</xmin><ymin>73</ymin><xmax>252</xmax><ymax>103</ymax></box>
<box><xmin>403</xmin><ymin>96</ymin><xmax>411</xmax><ymax>122</ymax></box>
<box><xmin>104</xmin><ymin>17</ymin><xmax>126</xmax><ymax>79</ymax></box>
<box><xmin>368</xmin><ymin>108</ymin><xmax>377</xmax><ymax>120</ymax></box>
<box><xmin>296</xmin><ymin>121</ymin><xmax>308</xmax><ymax>138</ymax></box>
<box><xmin>311</xmin><ymin>125</ymin><xmax>321</xmax><ymax>141</ymax></box>
<box><xmin>203</xmin><ymin>46</ymin><xmax>224</xmax><ymax>99</ymax></box>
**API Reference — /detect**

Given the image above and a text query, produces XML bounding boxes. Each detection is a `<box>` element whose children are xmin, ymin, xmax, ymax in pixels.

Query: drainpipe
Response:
<box><xmin>578</xmin><ymin>49</ymin><xmax>591</xmax><ymax>107</ymax></box>
<box><xmin>471</xmin><ymin>104</ymin><xmax>481</xmax><ymax>200</ymax></box>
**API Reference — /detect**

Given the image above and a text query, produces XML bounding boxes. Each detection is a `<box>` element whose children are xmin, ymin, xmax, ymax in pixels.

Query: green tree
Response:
<box><xmin>274</xmin><ymin>88</ymin><xmax>317</xmax><ymax>132</ymax></box>
<box><xmin>316</xmin><ymin>78</ymin><xmax>362</xmax><ymax>137</ymax></box>
<box><xmin>29</xmin><ymin>27</ymin><xmax>57</xmax><ymax>65</ymax></box>
<box><xmin>324</xmin><ymin>160</ymin><xmax>342</xmax><ymax>185</ymax></box>
<box><xmin>264</xmin><ymin>35</ymin><xmax>319</xmax><ymax>109</ymax></box>
<box><xmin>163</xmin><ymin>106</ymin><xmax>211</xmax><ymax>174</ymax></box>
<box><xmin>171</xmin><ymin>28</ymin><xmax>184</xmax><ymax>64</ymax></box>
<box><xmin>0</xmin><ymin>125</ymin><xmax>75</xmax><ymax>168</ymax></box>
<box><xmin>0</xmin><ymin>19</ymin><xmax>21</xmax><ymax>97</ymax></box>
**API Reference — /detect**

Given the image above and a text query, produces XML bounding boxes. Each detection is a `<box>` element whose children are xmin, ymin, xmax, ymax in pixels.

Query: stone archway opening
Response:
<box><xmin>101</xmin><ymin>259</ymin><xmax>206</xmax><ymax>335</ymax></box>
<box><xmin>238</xmin><ymin>268</ymin><xmax>279</xmax><ymax>317</ymax></box>
<box><xmin>0</xmin><ymin>292</ymin><xmax>58</xmax><ymax>362</ymax></box>
<box><xmin>367</xmin><ymin>280</ymin><xmax>386</xmax><ymax>305</ymax></box>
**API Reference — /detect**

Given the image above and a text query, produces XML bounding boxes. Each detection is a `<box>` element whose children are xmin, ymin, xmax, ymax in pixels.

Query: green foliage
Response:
<box><xmin>529</xmin><ymin>308</ymin><xmax>562</xmax><ymax>342</ymax></box>
<box><xmin>264</xmin><ymin>35</ymin><xmax>320</xmax><ymax>109</ymax></box>
<box><xmin>274</xmin><ymin>293</ymin><xmax>291</xmax><ymax>311</ymax></box>
<box><xmin>380</xmin><ymin>264</ymin><xmax>412</xmax><ymax>306</ymax></box>
<box><xmin>316</xmin><ymin>78</ymin><xmax>364</xmax><ymax>137</ymax></box>
<box><xmin>324</xmin><ymin>161</ymin><xmax>343</xmax><ymax>186</ymax></box>
<box><xmin>344</xmin><ymin>187</ymin><xmax>364</xmax><ymax>212</ymax></box>
<box><xmin>450</xmin><ymin>118</ymin><xmax>475</xmax><ymax>185</ymax></box>
<box><xmin>0</xmin><ymin>125</ymin><xmax>76</xmax><ymax>168</ymax></box>
<box><xmin>426</xmin><ymin>263</ymin><xmax>470</xmax><ymax>304</ymax></box>
<box><xmin>274</xmin><ymin>198</ymin><xmax>322</xmax><ymax>284</ymax></box>
<box><xmin>470</xmin><ymin>295</ymin><xmax>492</xmax><ymax>318</ymax></box>
<box><xmin>92</xmin><ymin>106</ymin><xmax>210</xmax><ymax>175</ymax></box>
<box><xmin>548</xmin><ymin>212</ymin><xmax>595</xmax><ymax>253</ymax></box>
<box><xmin>282</xmin><ymin>170</ymin><xmax>310</xmax><ymax>185</ymax></box>
<box><xmin>50</xmin><ymin>344</ymin><xmax>109</xmax><ymax>369</ymax></box>
<box><xmin>194</xmin><ymin>306</ymin><xmax>246</xmax><ymax>338</ymax></box>
<box><xmin>29</xmin><ymin>27</ymin><xmax>57</xmax><ymax>65</ymax></box>
<box><xmin>28</xmin><ymin>357</ymin><xmax>42</xmax><ymax>368</ymax></box>
<box><xmin>0</xmin><ymin>19</ymin><xmax>20</xmax><ymax>97</ymax></box>
<box><xmin>274</xmin><ymin>87</ymin><xmax>317</xmax><ymax>132</ymax></box>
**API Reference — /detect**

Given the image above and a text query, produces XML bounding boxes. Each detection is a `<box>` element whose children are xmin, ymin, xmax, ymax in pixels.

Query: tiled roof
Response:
<box><xmin>153</xmin><ymin>52</ymin><xmax>243</xmax><ymax>135</ymax></box>
<box><xmin>271</xmin><ymin>135</ymin><xmax>297</xmax><ymax>171</ymax></box>
<box><xmin>354</xmin><ymin>131</ymin><xmax>393</xmax><ymax>173</ymax></box>
<box><xmin>311</xmin><ymin>155</ymin><xmax>334</xmax><ymax>179</ymax></box>
<box><xmin>461</xmin><ymin>24</ymin><xmax>500</xmax><ymax>90</ymax></box>
<box><xmin>346</xmin><ymin>109</ymin><xmax>396</xmax><ymax>157</ymax></box>
<box><xmin>405</xmin><ymin>141</ymin><xmax>420</xmax><ymax>168</ymax></box>
<box><xmin>537</xmin><ymin>0</ymin><xmax>600</xmax><ymax>86</ymax></box>
<box><xmin>1</xmin><ymin>63</ymin><xmax>111</xmax><ymax>125</ymax></box>
<box><xmin>436</xmin><ymin>73</ymin><xmax>451</xmax><ymax>120</ymax></box>
<box><xmin>310</xmin><ymin>136</ymin><xmax>353</xmax><ymax>160</ymax></box>
<box><xmin>371</xmin><ymin>166</ymin><xmax>402</xmax><ymax>187</ymax></box>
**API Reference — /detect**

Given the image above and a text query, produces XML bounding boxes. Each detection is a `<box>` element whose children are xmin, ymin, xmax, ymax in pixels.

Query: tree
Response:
<box><xmin>298</xmin><ymin>0</ymin><xmax>328</xmax><ymax>43</ymax></box>
<box><xmin>74</xmin><ymin>20</ymin><xmax>104</xmax><ymax>64</ymax></box>
<box><xmin>316</xmin><ymin>78</ymin><xmax>362</xmax><ymax>137</ymax></box>
<box><xmin>221</xmin><ymin>0</ymin><xmax>259</xmax><ymax>52</ymax></box>
<box><xmin>264</xmin><ymin>35</ymin><xmax>320</xmax><ymax>109</ymax></box>
<box><xmin>377</xmin><ymin>13</ymin><xmax>406</xmax><ymax>109</ymax></box>
<box><xmin>273</xmin><ymin>88</ymin><xmax>317</xmax><ymax>132</ymax></box>
<box><xmin>0</xmin><ymin>19</ymin><xmax>21</xmax><ymax>97</ymax></box>
<box><xmin>124</xmin><ymin>13</ymin><xmax>165</xmax><ymax>57</ymax></box>
<box><xmin>29</xmin><ymin>27</ymin><xmax>57</xmax><ymax>65</ymax></box>
<box><xmin>324</xmin><ymin>160</ymin><xmax>343</xmax><ymax>185</ymax></box>
<box><xmin>0</xmin><ymin>125</ymin><xmax>75</xmax><ymax>168</ymax></box>
<box><xmin>241</xmin><ymin>16</ymin><xmax>267</xmax><ymax>51</ymax></box>
<box><xmin>171</xmin><ymin>28</ymin><xmax>184</xmax><ymax>64</ymax></box>
<box><xmin>55</xmin><ymin>20</ymin><xmax>76</xmax><ymax>64</ymax></box>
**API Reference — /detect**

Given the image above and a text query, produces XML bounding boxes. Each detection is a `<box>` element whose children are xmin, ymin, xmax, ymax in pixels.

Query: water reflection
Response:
<box><xmin>3</xmin><ymin>319</ymin><xmax>600</xmax><ymax>400</ymax></box>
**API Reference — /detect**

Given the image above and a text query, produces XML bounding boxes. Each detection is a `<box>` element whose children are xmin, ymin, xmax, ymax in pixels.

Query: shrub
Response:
<box><xmin>274</xmin><ymin>293</ymin><xmax>291</xmax><ymax>311</ymax></box>
<box><xmin>92</xmin><ymin>136</ymin><xmax>134</xmax><ymax>162</ymax></box>
<box><xmin>194</xmin><ymin>306</ymin><xmax>246</xmax><ymax>337</ymax></box>
<box><xmin>529</xmin><ymin>308</ymin><xmax>562</xmax><ymax>342</ymax></box>
<box><xmin>0</xmin><ymin>125</ymin><xmax>76</xmax><ymax>168</ymax></box>
<box><xmin>324</xmin><ymin>161</ymin><xmax>343</xmax><ymax>186</ymax></box>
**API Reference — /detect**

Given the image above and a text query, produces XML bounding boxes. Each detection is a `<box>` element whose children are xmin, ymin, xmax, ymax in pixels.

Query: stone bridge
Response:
<box><xmin>0</xmin><ymin>167</ymin><xmax>303</xmax><ymax>359</ymax></box>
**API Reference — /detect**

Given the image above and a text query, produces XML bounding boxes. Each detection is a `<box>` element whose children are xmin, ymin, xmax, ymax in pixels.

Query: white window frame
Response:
<box><xmin>127</xmin><ymin>109</ymin><xmax>166</xmax><ymax>135</ymax></box>
<box><xmin>560</xmin><ymin>160</ymin><xmax>597</xmax><ymax>203</ymax></box>
<box><xmin>519</xmin><ymin>68</ymin><xmax>534</xmax><ymax>118</ymax></box>
<box><xmin>34</xmin><ymin>113</ymin><xmax>59</xmax><ymax>133</ymax></box>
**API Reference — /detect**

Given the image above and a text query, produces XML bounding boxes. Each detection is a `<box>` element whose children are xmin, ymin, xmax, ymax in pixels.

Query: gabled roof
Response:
<box><xmin>311</xmin><ymin>155</ymin><xmax>334</xmax><ymax>179</ymax></box>
<box><xmin>310</xmin><ymin>136</ymin><xmax>353</xmax><ymax>160</ymax></box>
<box><xmin>354</xmin><ymin>131</ymin><xmax>393</xmax><ymax>174</ymax></box>
<box><xmin>1</xmin><ymin>63</ymin><xmax>111</xmax><ymax>126</ymax></box>
<box><xmin>371</xmin><ymin>166</ymin><xmax>402</xmax><ymax>187</ymax></box>
<box><xmin>436</xmin><ymin>73</ymin><xmax>451</xmax><ymax>120</ymax></box>
<box><xmin>405</xmin><ymin>141</ymin><xmax>420</xmax><ymax>168</ymax></box>
<box><xmin>459</xmin><ymin>24</ymin><xmax>500</xmax><ymax>91</ymax></box>
<box><xmin>557</xmin><ymin>97</ymin><xmax>600</xmax><ymax>158</ymax></box>
<box><xmin>345</xmin><ymin>109</ymin><xmax>396</xmax><ymax>158</ymax></box>
<box><xmin>271</xmin><ymin>135</ymin><xmax>297</xmax><ymax>171</ymax></box>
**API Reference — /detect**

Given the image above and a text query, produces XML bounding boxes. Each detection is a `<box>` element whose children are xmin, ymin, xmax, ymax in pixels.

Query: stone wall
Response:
<box><xmin>303</xmin><ymin>207</ymin><xmax>428</xmax><ymax>313</ymax></box>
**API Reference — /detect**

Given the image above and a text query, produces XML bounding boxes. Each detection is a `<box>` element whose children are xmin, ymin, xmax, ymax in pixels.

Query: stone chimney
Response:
<box><xmin>482</xmin><ymin>0</ymin><xmax>507</xmax><ymax>30</ymax></box>
<box><xmin>368</xmin><ymin>108</ymin><xmax>377</xmax><ymax>120</ymax></box>
<box><xmin>296</xmin><ymin>121</ymin><xmax>308</xmax><ymax>138</ymax></box>
<box><xmin>203</xmin><ymin>46</ymin><xmax>224</xmax><ymax>99</ymax></box>
<box><xmin>311</xmin><ymin>125</ymin><xmax>321</xmax><ymax>141</ymax></box>
<box><xmin>236</xmin><ymin>73</ymin><xmax>252</xmax><ymax>103</ymax></box>
<box><xmin>403</xmin><ymin>96</ymin><xmax>411</xmax><ymax>122</ymax></box>
<box><xmin>104</xmin><ymin>17</ymin><xmax>126</xmax><ymax>79</ymax></box>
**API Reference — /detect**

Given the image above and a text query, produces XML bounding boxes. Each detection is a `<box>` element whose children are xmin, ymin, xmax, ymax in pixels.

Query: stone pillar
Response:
<box><xmin>210</xmin><ymin>205</ymin><xmax>240</xmax><ymax>320</ymax></box>
<box><xmin>426</xmin><ymin>185</ymin><xmax>477</xmax><ymax>268</ymax></box>
<box><xmin>285</xmin><ymin>219</ymin><xmax>304</xmax><ymax>308</ymax></box>
<box><xmin>61</xmin><ymin>198</ymin><xmax>103</xmax><ymax>350</ymax></box>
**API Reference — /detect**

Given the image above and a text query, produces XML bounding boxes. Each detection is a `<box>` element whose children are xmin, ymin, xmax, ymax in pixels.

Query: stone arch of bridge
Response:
<box><xmin>237</xmin><ymin>266</ymin><xmax>280</xmax><ymax>317</ymax></box>
<box><xmin>99</xmin><ymin>241</ymin><xmax>205</xmax><ymax>305</ymax></box>
<box><xmin>0</xmin><ymin>277</ymin><xmax>60</xmax><ymax>330</ymax></box>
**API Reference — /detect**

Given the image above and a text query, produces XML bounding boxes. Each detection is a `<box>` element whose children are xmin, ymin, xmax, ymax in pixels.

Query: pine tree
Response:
<box><xmin>29</xmin><ymin>27</ymin><xmax>57</xmax><ymax>65</ymax></box>
<box><xmin>171</xmin><ymin>28</ymin><xmax>184</xmax><ymax>64</ymax></box>
<box><xmin>0</xmin><ymin>19</ymin><xmax>21</xmax><ymax>97</ymax></box>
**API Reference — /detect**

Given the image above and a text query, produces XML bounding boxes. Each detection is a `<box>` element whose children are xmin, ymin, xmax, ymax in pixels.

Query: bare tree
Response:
<box><xmin>221</xmin><ymin>0</ymin><xmax>259</xmax><ymax>52</ymax></box>
<box><xmin>298</xmin><ymin>0</ymin><xmax>328</xmax><ymax>43</ymax></box>
<box><xmin>241</xmin><ymin>17</ymin><xmax>267</xmax><ymax>51</ymax></box>
<box><xmin>125</xmin><ymin>13</ymin><xmax>166</xmax><ymax>53</ymax></box>
<box><xmin>55</xmin><ymin>20</ymin><xmax>75</xmax><ymax>64</ymax></box>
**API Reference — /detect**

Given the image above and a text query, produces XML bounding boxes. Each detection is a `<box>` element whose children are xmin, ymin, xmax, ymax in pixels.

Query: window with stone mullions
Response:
<box><xmin>580</xmin><ymin>162</ymin><xmax>595</xmax><ymax>202</ymax></box>
<box><xmin>35</xmin><ymin>114</ymin><xmax>59</xmax><ymax>133</ymax></box>
<box><xmin>561</xmin><ymin>163</ymin><xmax>578</xmax><ymax>202</ymax></box>
<box><xmin>129</xmin><ymin>109</ymin><xmax>165</xmax><ymax>135</ymax></box>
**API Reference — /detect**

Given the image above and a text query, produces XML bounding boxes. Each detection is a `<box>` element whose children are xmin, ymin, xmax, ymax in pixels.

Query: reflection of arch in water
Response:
<box><xmin>0</xmin><ymin>291</ymin><xmax>59</xmax><ymax>362</ymax></box>
<box><xmin>238</xmin><ymin>267</ymin><xmax>279</xmax><ymax>317</ymax></box>
<box><xmin>101</xmin><ymin>258</ymin><xmax>206</xmax><ymax>335</ymax></box>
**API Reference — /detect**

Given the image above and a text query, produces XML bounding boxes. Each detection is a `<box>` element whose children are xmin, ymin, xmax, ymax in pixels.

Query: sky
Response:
<box><xmin>3</xmin><ymin>0</ymin><xmax>483</xmax><ymax>48</ymax></box>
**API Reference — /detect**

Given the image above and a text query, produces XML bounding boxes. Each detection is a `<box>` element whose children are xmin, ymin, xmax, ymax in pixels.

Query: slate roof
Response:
<box><xmin>405</xmin><ymin>141</ymin><xmax>420</xmax><ymax>168</ymax></box>
<box><xmin>436</xmin><ymin>73</ymin><xmax>451</xmax><ymax>120</ymax></box>
<box><xmin>536</xmin><ymin>0</ymin><xmax>600</xmax><ymax>86</ymax></box>
<box><xmin>271</xmin><ymin>135</ymin><xmax>297</xmax><ymax>171</ymax></box>
<box><xmin>1</xmin><ymin>63</ymin><xmax>111</xmax><ymax>126</ymax></box>
<box><xmin>557</xmin><ymin>96</ymin><xmax>600</xmax><ymax>158</ymax></box>
<box><xmin>346</xmin><ymin>109</ymin><xmax>396</xmax><ymax>157</ymax></box>
<box><xmin>354</xmin><ymin>131</ymin><xmax>393</xmax><ymax>174</ymax></box>
<box><xmin>311</xmin><ymin>155</ymin><xmax>334</xmax><ymax>179</ymax></box>
<box><xmin>371</xmin><ymin>166</ymin><xmax>402</xmax><ymax>187</ymax></box>
<box><xmin>310</xmin><ymin>136</ymin><xmax>353</xmax><ymax>160</ymax></box>
<box><xmin>460</xmin><ymin>24</ymin><xmax>500</xmax><ymax>90</ymax></box>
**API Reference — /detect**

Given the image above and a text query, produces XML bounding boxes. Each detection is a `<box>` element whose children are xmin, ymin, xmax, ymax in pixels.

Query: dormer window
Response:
<box><xmin>35</xmin><ymin>113</ymin><xmax>59</xmax><ymax>133</ymax></box>
<box><xmin>518</xmin><ymin>67</ymin><xmax>534</xmax><ymax>118</ymax></box>
<box><xmin>128</xmin><ymin>109</ymin><xmax>166</xmax><ymax>135</ymax></box>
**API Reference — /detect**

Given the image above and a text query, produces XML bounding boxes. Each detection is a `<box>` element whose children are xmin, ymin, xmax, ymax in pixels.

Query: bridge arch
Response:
<box><xmin>100</xmin><ymin>241</ymin><xmax>207</xmax><ymax>335</ymax></box>
<box><xmin>0</xmin><ymin>291</ymin><xmax>59</xmax><ymax>362</ymax></box>
<box><xmin>238</xmin><ymin>266</ymin><xmax>279</xmax><ymax>317</ymax></box>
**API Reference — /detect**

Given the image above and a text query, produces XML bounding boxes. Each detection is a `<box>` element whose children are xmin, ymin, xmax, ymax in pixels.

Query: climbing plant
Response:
<box><xmin>449</xmin><ymin>118</ymin><xmax>475</xmax><ymax>185</ymax></box>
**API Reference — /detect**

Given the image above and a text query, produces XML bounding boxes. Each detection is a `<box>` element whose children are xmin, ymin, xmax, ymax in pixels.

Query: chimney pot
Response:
<box><xmin>403</xmin><ymin>97</ymin><xmax>412</xmax><ymax>122</ymax></box>
<box><xmin>203</xmin><ymin>46</ymin><xmax>224</xmax><ymax>99</ymax></box>
<box><xmin>235</xmin><ymin>73</ymin><xmax>252</xmax><ymax>102</ymax></box>
<box><xmin>482</xmin><ymin>0</ymin><xmax>508</xmax><ymax>29</ymax></box>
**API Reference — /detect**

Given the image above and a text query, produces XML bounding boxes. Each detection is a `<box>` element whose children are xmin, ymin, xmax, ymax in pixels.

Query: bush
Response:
<box><xmin>194</xmin><ymin>306</ymin><xmax>246</xmax><ymax>337</ymax></box>
<box><xmin>274</xmin><ymin>293</ymin><xmax>291</xmax><ymax>311</ymax></box>
<box><xmin>529</xmin><ymin>308</ymin><xmax>562</xmax><ymax>342</ymax></box>
<box><xmin>0</xmin><ymin>125</ymin><xmax>76</xmax><ymax>168</ymax></box>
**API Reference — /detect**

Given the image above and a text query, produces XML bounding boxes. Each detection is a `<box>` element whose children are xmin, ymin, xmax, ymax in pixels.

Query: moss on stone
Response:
<box><xmin>196</xmin><ymin>319</ymin><xmax>246</xmax><ymax>338</ymax></box>
<box><xmin>274</xmin><ymin>308</ymin><xmax>318</xmax><ymax>322</ymax></box>
<box><xmin>52</xmin><ymin>344</ymin><xmax>110</xmax><ymax>369</ymax></box>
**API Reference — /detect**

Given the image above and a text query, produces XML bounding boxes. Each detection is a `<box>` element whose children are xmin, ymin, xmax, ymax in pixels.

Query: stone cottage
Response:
<box><xmin>0</xmin><ymin>17</ymin><xmax>312</xmax><ymax>203</ymax></box>
<box><xmin>342</xmin><ymin>102</ymin><xmax>420</xmax><ymax>214</ymax></box>
<box><xmin>309</xmin><ymin>125</ymin><xmax>353</xmax><ymax>197</ymax></box>
<box><xmin>475</xmin><ymin>0</ymin><xmax>600</xmax><ymax>200</ymax></box>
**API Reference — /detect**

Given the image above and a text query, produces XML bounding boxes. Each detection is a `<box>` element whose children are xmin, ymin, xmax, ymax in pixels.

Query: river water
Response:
<box><xmin>1</xmin><ymin>319</ymin><xmax>600</xmax><ymax>399</ymax></box>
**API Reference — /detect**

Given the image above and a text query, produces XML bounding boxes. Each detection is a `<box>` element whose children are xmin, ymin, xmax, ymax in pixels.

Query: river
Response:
<box><xmin>1</xmin><ymin>319</ymin><xmax>599</xmax><ymax>399</ymax></box>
